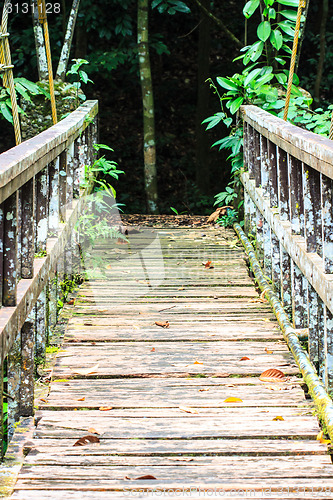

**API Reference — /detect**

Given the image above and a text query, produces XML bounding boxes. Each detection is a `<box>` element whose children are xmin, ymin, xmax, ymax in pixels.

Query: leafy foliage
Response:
<box><xmin>0</xmin><ymin>78</ymin><xmax>50</xmax><ymax>123</ymax></box>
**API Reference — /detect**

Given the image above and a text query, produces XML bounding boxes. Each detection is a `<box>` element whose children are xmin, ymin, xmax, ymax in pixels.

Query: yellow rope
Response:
<box><xmin>283</xmin><ymin>0</ymin><xmax>307</xmax><ymax>121</ymax></box>
<box><xmin>0</xmin><ymin>0</ymin><xmax>21</xmax><ymax>144</ymax></box>
<box><xmin>37</xmin><ymin>0</ymin><xmax>57</xmax><ymax>124</ymax></box>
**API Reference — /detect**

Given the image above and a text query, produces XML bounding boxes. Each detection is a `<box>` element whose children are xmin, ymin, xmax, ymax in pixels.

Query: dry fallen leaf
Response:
<box><xmin>272</xmin><ymin>416</ymin><xmax>284</xmax><ymax>421</ymax></box>
<box><xmin>259</xmin><ymin>368</ymin><xmax>285</xmax><ymax>383</ymax></box>
<box><xmin>87</xmin><ymin>427</ymin><xmax>100</xmax><ymax>435</ymax></box>
<box><xmin>77</xmin><ymin>397</ymin><xmax>85</xmax><ymax>401</ymax></box>
<box><xmin>198</xmin><ymin>388</ymin><xmax>209</xmax><ymax>392</ymax></box>
<box><xmin>73</xmin><ymin>435</ymin><xmax>100</xmax><ymax>446</ymax></box>
<box><xmin>136</xmin><ymin>475</ymin><xmax>157</xmax><ymax>480</ymax></box>
<box><xmin>265</xmin><ymin>348</ymin><xmax>273</xmax><ymax>354</ymax></box>
<box><xmin>202</xmin><ymin>260</ymin><xmax>214</xmax><ymax>269</ymax></box>
<box><xmin>178</xmin><ymin>287</ymin><xmax>185</xmax><ymax>291</ymax></box>
<box><xmin>193</xmin><ymin>360</ymin><xmax>203</xmax><ymax>365</ymax></box>
<box><xmin>240</xmin><ymin>356</ymin><xmax>250</xmax><ymax>361</ymax></box>
<box><xmin>224</xmin><ymin>397</ymin><xmax>243</xmax><ymax>403</ymax></box>
<box><xmin>39</xmin><ymin>398</ymin><xmax>48</xmax><ymax>403</ymax></box>
<box><xmin>155</xmin><ymin>321</ymin><xmax>170</xmax><ymax>328</ymax></box>
<box><xmin>179</xmin><ymin>406</ymin><xmax>199</xmax><ymax>414</ymax></box>
<box><xmin>151</xmin><ymin>347</ymin><xmax>156</xmax><ymax>352</ymax></box>
<box><xmin>168</xmin><ymin>457</ymin><xmax>193</xmax><ymax>462</ymax></box>
<box><xmin>99</xmin><ymin>406</ymin><xmax>113</xmax><ymax>411</ymax></box>
<box><xmin>106</xmin><ymin>264</ymin><xmax>112</xmax><ymax>269</ymax></box>
<box><xmin>67</xmin><ymin>298</ymin><xmax>75</xmax><ymax>305</ymax></box>
<box><xmin>266</xmin><ymin>385</ymin><xmax>283</xmax><ymax>391</ymax></box>
<box><xmin>71</xmin><ymin>363</ymin><xmax>100</xmax><ymax>376</ymax></box>
<box><xmin>317</xmin><ymin>431</ymin><xmax>331</xmax><ymax>444</ymax></box>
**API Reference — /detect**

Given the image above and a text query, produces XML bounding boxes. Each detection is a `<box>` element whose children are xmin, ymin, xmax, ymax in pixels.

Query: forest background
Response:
<box><xmin>0</xmin><ymin>0</ymin><xmax>331</xmax><ymax>215</ymax></box>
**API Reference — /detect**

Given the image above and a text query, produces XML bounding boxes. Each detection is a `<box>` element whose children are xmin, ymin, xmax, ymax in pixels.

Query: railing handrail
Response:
<box><xmin>241</xmin><ymin>103</ymin><xmax>333</xmax><ymax>391</ymax></box>
<box><xmin>241</xmin><ymin>105</ymin><xmax>333</xmax><ymax>180</ymax></box>
<box><xmin>0</xmin><ymin>101</ymin><xmax>98</xmax><ymax>456</ymax></box>
<box><xmin>0</xmin><ymin>100</ymin><xmax>98</xmax><ymax>204</ymax></box>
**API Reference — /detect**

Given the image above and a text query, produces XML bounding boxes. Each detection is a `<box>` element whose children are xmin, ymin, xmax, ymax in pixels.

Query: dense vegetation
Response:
<box><xmin>0</xmin><ymin>0</ymin><xmax>332</xmax><ymax>215</ymax></box>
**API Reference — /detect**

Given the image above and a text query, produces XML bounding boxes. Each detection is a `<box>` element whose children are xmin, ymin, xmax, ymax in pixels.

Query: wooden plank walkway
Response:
<box><xmin>9</xmin><ymin>225</ymin><xmax>333</xmax><ymax>499</ymax></box>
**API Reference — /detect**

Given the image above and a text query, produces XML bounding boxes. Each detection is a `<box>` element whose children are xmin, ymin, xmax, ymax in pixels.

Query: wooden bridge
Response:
<box><xmin>1</xmin><ymin>101</ymin><xmax>333</xmax><ymax>498</ymax></box>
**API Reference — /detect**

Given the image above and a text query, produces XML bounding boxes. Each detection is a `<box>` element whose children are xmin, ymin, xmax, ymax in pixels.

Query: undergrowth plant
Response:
<box><xmin>75</xmin><ymin>143</ymin><xmax>126</xmax><ymax>275</ymax></box>
<box><xmin>205</xmin><ymin>0</ymin><xmax>332</xmax><ymax>221</ymax></box>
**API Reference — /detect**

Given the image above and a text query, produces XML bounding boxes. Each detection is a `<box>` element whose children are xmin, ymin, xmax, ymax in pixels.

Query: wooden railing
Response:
<box><xmin>241</xmin><ymin>105</ymin><xmax>333</xmax><ymax>390</ymax></box>
<box><xmin>0</xmin><ymin>100</ymin><xmax>98</xmax><ymax>457</ymax></box>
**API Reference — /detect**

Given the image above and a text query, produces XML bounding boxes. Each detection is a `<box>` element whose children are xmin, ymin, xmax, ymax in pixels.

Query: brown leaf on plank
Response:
<box><xmin>135</xmin><ymin>475</ymin><xmax>157</xmax><ymax>480</ymax></box>
<box><xmin>272</xmin><ymin>416</ymin><xmax>284</xmax><ymax>421</ymax></box>
<box><xmin>87</xmin><ymin>427</ymin><xmax>100</xmax><ymax>435</ymax></box>
<box><xmin>73</xmin><ymin>435</ymin><xmax>100</xmax><ymax>446</ymax></box>
<box><xmin>179</xmin><ymin>406</ymin><xmax>199</xmax><ymax>414</ymax></box>
<box><xmin>202</xmin><ymin>260</ymin><xmax>214</xmax><ymax>269</ymax></box>
<box><xmin>155</xmin><ymin>321</ymin><xmax>170</xmax><ymax>328</ymax></box>
<box><xmin>259</xmin><ymin>368</ymin><xmax>285</xmax><ymax>382</ymax></box>
<box><xmin>77</xmin><ymin>397</ymin><xmax>85</xmax><ymax>401</ymax></box>
<box><xmin>240</xmin><ymin>356</ymin><xmax>250</xmax><ymax>361</ymax></box>
<box><xmin>99</xmin><ymin>406</ymin><xmax>113</xmax><ymax>411</ymax></box>
<box><xmin>67</xmin><ymin>299</ymin><xmax>75</xmax><ymax>305</ymax></box>
<box><xmin>224</xmin><ymin>397</ymin><xmax>243</xmax><ymax>403</ymax></box>
<box><xmin>151</xmin><ymin>347</ymin><xmax>156</xmax><ymax>352</ymax></box>
<box><xmin>207</xmin><ymin>206</ymin><xmax>233</xmax><ymax>224</ymax></box>
<box><xmin>265</xmin><ymin>348</ymin><xmax>273</xmax><ymax>354</ymax></box>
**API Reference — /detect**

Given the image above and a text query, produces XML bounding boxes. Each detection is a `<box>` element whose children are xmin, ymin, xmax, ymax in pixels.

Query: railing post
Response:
<box><xmin>59</xmin><ymin>150</ymin><xmax>67</xmax><ymax>223</ymax></box>
<box><xmin>20</xmin><ymin>321</ymin><xmax>34</xmax><ymax>416</ymax></box>
<box><xmin>35</xmin><ymin>166</ymin><xmax>49</xmax><ymax>253</ymax></box>
<box><xmin>7</xmin><ymin>330</ymin><xmax>21</xmax><ymax>440</ymax></box>
<box><xmin>48</xmin><ymin>159</ymin><xmax>60</xmax><ymax>236</ymax></box>
<box><xmin>3</xmin><ymin>193</ymin><xmax>17</xmax><ymax>306</ymax></box>
<box><xmin>20</xmin><ymin>179</ymin><xmax>34</xmax><ymax>279</ymax></box>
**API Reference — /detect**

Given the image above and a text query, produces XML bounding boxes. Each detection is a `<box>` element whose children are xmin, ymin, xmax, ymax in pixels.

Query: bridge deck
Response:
<box><xmin>9</xmin><ymin>224</ymin><xmax>333</xmax><ymax>499</ymax></box>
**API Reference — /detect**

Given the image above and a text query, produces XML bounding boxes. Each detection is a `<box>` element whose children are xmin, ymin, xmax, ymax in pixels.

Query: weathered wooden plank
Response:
<box><xmin>14</xmin><ymin>455</ymin><xmax>333</xmax><ymax>481</ymax></box>
<box><xmin>34</xmin><ymin>410</ymin><xmax>319</xmax><ymax>439</ymax></box>
<box><xmin>22</xmin><ymin>437</ymin><xmax>327</xmax><ymax>457</ymax></box>
<box><xmin>52</xmin><ymin>341</ymin><xmax>298</xmax><ymax>378</ymax></box>
<box><xmin>10</xmin><ymin>491</ymin><xmax>333</xmax><ymax>500</ymax></box>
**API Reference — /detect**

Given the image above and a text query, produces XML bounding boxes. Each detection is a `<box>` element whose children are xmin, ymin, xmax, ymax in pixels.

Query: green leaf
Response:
<box><xmin>229</xmin><ymin>96</ymin><xmax>244</xmax><ymax>114</ymax></box>
<box><xmin>270</xmin><ymin>29</ymin><xmax>283</xmax><ymax>50</ymax></box>
<box><xmin>243</xmin><ymin>0</ymin><xmax>260</xmax><ymax>18</ymax></box>
<box><xmin>15</xmin><ymin>82</ymin><xmax>32</xmax><ymax>102</ymax></box>
<box><xmin>216</xmin><ymin>77</ymin><xmax>240</xmax><ymax>90</ymax></box>
<box><xmin>250</xmin><ymin>41</ymin><xmax>264</xmax><ymax>62</ymax></box>
<box><xmin>276</xmin><ymin>73</ymin><xmax>287</xmax><ymax>84</ymax></box>
<box><xmin>276</xmin><ymin>0</ymin><xmax>299</xmax><ymax>5</ymax></box>
<box><xmin>257</xmin><ymin>21</ymin><xmax>271</xmax><ymax>42</ymax></box>
<box><xmin>244</xmin><ymin>67</ymin><xmax>262</xmax><ymax>87</ymax></box>
<box><xmin>1</xmin><ymin>102</ymin><xmax>13</xmax><ymax>123</ymax></box>
<box><xmin>278</xmin><ymin>21</ymin><xmax>295</xmax><ymax>37</ymax></box>
<box><xmin>279</xmin><ymin>9</ymin><xmax>297</xmax><ymax>21</ymax></box>
<box><xmin>268</xmin><ymin>7</ymin><xmax>276</xmax><ymax>19</ymax></box>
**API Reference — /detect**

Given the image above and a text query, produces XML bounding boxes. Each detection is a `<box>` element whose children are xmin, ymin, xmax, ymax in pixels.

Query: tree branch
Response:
<box><xmin>190</xmin><ymin>0</ymin><xmax>243</xmax><ymax>49</ymax></box>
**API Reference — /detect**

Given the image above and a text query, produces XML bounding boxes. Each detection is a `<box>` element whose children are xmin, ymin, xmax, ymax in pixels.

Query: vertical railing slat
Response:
<box><xmin>21</xmin><ymin>179</ymin><xmax>34</xmax><ymax>279</ymax></box>
<box><xmin>3</xmin><ymin>193</ymin><xmax>17</xmax><ymax>306</ymax></box>
<box><xmin>20</xmin><ymin>321</ymin><xmax>35</xmax><ymax>416</ymax></box>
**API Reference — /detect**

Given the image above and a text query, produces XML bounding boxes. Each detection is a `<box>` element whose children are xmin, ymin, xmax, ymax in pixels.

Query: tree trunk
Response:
<box><xmin>295</xmin><ymin>0</ymin><xmax>310</xmax><ymax>73</ymax></box>
<box><xmin>195</xmin><ymin>0</ymin><xmax>211</xmax><ymax>195</ymax></box>
<box><xmin>56</xmin><ymin>0</ymin><xmax>81</xmax><ymax>80</ymax></box>
<box><xmin>31</xmin><ymin>0</ymin><xmax>48</xmax><ymax>80</ymax></box>
<box><xmin>75</xmin><ymin>23</ymin><xmax>87</xmax><ymax>59</ymax></box>
<box><xmin>137</xmin><ymin>0</ymin><xmax>159</xmax><ymax>214</ymax></box>
<box><xmin>313</xmin><ymin>0</ymin><xmax>328</xmax><ymax>107</ymax></box>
